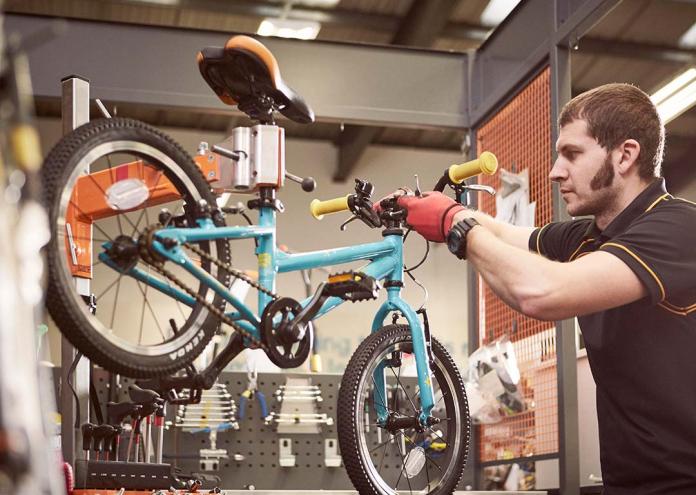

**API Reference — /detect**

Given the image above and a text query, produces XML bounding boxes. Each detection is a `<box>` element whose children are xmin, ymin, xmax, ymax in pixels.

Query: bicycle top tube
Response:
<box><xmin>153</xmin><ymin>204</ymin><xmax>406</xmax><ymax>321</ymax></box>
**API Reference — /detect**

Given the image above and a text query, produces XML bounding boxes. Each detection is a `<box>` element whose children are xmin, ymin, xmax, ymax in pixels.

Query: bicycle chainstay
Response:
<box><xmin>137</xmin><ymin>224</ymin><xmax>279</xmax><ymax>351</ymax></box>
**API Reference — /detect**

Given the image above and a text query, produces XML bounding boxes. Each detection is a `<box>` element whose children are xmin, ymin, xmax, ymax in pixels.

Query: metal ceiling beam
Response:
<box><xmin>334</xmin><ymin>0</ymin><xmax>461</xmax><ymax>182</ymax></box>
<box><xmin>9</xmin><ymin>1</ymin><xmax>691</xmax><ymax>65</ymax></box>
<box><xmin>5</xmin><ymin>13</ymin><xmax>468</xmax><ymax>129</ymax></box>
<box><xmin>578</xmin><ymin>37</ymin><xmax>696</xmax><ymax>64</ymax></box>
<box><xmin>108</xmin><ymin>0</ymin><xmax>492</xmax><ymax>41</ymax></box>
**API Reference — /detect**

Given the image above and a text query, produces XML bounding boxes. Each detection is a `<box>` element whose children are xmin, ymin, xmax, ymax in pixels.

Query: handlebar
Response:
<box><xmin>310</xmin><ymin>195</ymin><xmax>350</xmax><ymax>220</ymax></box>
<box><xmin>434</xmin><ymin>151</ymin><xmax>498</xmax><ymax>192</ymax></box>
<box><xmin>309</xmin><ymin>152</ymin><xmax>498</xmax><ymax>224</ymax></box>
<box><xmin>448</xmin><ymin>151</ymin><xmax>498</xmax><ymax>184</ymax></box>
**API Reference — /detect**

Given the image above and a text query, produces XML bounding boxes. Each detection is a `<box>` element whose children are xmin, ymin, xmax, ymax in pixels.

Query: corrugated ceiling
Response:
<box><xmin>5</xmin><ymin>0</ymin><xmax>696</xmax><ymax>185</ymax></box>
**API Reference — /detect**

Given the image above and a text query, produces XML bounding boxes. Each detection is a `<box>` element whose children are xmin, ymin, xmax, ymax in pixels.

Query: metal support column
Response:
<box><xmin>60</xmin><ymin>75</ymin><xmax>91</xmax><ymax>467</ymax></box>
<box><xmin>461</xmin><ymin>128</ymin><xmax>480</xmax><ymax>490</ymax></box>
<box><xmin>551</xmin><ymin>2</ymin><xmax>580</xmax><ymax>494</ymax></box>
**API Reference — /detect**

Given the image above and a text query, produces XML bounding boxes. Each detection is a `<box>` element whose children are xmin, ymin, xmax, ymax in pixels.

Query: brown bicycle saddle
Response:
<box><xmin>197</xmin><ymin>35</ymin><xmax>314</xmax><ymax>124</ymax></box>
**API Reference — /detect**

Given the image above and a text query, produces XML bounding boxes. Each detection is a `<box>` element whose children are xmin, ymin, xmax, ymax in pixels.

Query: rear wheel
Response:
<box><xmin>43</xmin><ymin>118</ymin><xmax>230</xmax><ymax>377</ymax></box>
<box><xmin>337</xmin><ymin>324</ymin><xmax>470</xmax><ymax>494</ymax></box>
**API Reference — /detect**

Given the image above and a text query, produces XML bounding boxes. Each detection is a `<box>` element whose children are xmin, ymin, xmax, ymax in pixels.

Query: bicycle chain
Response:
<box><xmin>183</xmin><ymin>241</ymin><xmax>279</xmax><ymax>302</ymax></box>
<box><xmin>138</xmin><ymin>225</ymin><xmax>271</xmax><ymax>351</ymax></box>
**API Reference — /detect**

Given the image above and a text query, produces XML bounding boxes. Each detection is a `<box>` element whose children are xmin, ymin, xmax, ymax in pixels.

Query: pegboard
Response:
<box><xmin>89</xmin><ymin>369</ymin><xmax>428</xmax><ymax>490</ymax></box>
<box><xmin>475</xmin><ymin>67</ymin><xmax>559</xmax><ymax>463</ymax></box>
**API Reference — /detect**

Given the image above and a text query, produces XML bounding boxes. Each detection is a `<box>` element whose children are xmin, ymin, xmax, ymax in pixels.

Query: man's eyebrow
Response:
<box><xmin>557</xmin><ymin>143</ymin><xmax>582</xmax><ymax>153</ymax></box>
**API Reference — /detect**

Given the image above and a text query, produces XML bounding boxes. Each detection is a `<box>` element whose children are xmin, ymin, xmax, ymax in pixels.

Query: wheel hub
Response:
<box><xmin>384</xmin><ymin>412</ymin><xmax>423</xmax><ymax>434</ymax></box>
<box><xmin>106</xmin><ymin>235</ymin><xmax>140</xmax><ymax>272</ymax></box>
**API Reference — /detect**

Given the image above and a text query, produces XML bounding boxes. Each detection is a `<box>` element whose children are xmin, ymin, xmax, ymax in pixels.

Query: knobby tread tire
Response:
<box><xmin>42</xmin><ymin>117</ymin><xmax>230</xmax><ymax>378</ymax></box>
<box><xmin>337</xmin><ymin>324</ymin><xmax>470</xmax><ymax>495</ymax></box>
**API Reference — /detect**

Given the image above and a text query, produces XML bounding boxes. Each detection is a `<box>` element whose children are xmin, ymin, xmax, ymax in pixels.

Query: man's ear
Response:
<box><xmin>616</xmin><ymin>139</ymin><xmax>640</xmax><ymax>175</ymax></box>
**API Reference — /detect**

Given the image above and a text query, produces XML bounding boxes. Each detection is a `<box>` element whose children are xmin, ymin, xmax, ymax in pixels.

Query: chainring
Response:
<box><xmin>260</xmin><ymin>297</ymin><xmax>312</xmax><ymax>368</ymax></box>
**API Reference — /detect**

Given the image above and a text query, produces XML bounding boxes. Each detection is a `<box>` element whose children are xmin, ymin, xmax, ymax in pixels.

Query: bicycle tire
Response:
<box><xmin>337</xmin><ymin>324</ymin><xmax>470</xmax><ymax>495</ymax></box>
<box><xmin>43</xmin><ymin>118</ymin><xmax>230</xmax><ymax>377</ymax></box>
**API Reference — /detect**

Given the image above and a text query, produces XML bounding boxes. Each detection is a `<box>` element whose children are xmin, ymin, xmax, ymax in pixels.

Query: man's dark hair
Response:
<box><xmin>559</xmin><ymin>83</ymin><xmax>665</xmax><ymax>179</ymax></box>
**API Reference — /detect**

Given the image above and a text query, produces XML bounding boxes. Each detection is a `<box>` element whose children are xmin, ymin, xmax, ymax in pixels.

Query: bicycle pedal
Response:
<box><xmin>325</xmin><ymin>271</ymin><xmax>380</xmax><ymax>302</ymax></box>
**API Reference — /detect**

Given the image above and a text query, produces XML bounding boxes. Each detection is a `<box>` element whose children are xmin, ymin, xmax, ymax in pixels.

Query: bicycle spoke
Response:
<box><xmin>109</xmin><ymin>274</ymin><xmax>123</xmax><ymax>330</ymax></box>
<box><xmin>137</xmin><ymin>282</ymin><xmax>147</xmax><ymax>345</ymax></box>
<box><xmin>129</xmin><ymin>208</ymin><xmax>147</xmax><ymax>238</ymax></box>
<box><xmin>368</xmin><ymin>435</ymin><xmax>393</xmax><ymax>454</ymax></box>
<box><xmin>376</xmin><ymin>434</ymin><xmax>389</xmax><ymax>473</ymax></box>
<box><xmin>435</xmin><ymin>389</ymin><xmax>450</xmax><ymax>408</ymax></box>
<box><xmin>424</xmin><ymin>451</ymin><xmax>444</xmax><ymax>474</ymax></box>
<box><xmin>164</xmin><ymin>276</ymin><xmax>188</xmax><ymax>322</ymax></box>
<box><xmin>70</xmin><ymin>234</ymin><xmax>109</xmax><ymax>244</ymax></box>
<box><xmin>425</xmin><ymin>426</ymin><xmax>448</xmax><ymax>447</ymax></box>
<box><xmin>95</xmin><ymin>275</ymin><xmax>121</xmax><ymax>301</ymax></box>
<box><xmin>106</xmin><ymin>155</ymin><xmax>116</xmax><ymax>185</ymax></box>
<box><xmin>136</xmin><ymin>276</ymin><xmax>167</xmax><ymax>343</ymax></box>
<box><xmin>389</xmin><ymin>365</ymin><xmax>418</xmax><ymax>414</ymax></box>
<box><xmin>392</xmin><ymin>364</ymin><xmax>402</xmax><ymax>412</ymax></box>
<box><xmin>394</xmin><ymin>431</ymin><xmax>413</xmax><ymax>493</ymax></box>
<box><xmin>370</xmin><ymin>374</ymin><xmax>389</xmax><ymax>412</ymax></box>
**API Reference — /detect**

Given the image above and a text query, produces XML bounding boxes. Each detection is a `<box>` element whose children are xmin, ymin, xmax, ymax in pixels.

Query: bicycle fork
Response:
<box><xmin>371</xmin><ymin>285</ymin><xmax>436</xmax><ymax>427</ymax></box>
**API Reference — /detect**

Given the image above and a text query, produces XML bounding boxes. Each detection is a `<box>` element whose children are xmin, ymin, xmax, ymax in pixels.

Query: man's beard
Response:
<box><xmin>567</xmin><ymin>154</ymin><xmax>616</xmax><ymax>217</ymax></box>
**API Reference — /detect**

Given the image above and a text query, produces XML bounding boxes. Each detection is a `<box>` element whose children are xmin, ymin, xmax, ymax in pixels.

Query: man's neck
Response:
<box><xmin>594</xmin><ymin>179</ymin><xmax>654</xmax><ymax>230</ymax></box>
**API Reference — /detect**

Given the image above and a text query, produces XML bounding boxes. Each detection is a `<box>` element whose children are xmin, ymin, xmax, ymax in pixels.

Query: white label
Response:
<box><xmin>106</xmin><ymin>178</ymin><xmax>150</xmax><ymax>210</ymax></box>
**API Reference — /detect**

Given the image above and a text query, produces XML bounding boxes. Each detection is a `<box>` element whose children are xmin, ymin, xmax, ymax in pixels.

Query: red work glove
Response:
<box><xmin>397</xmin><ymin>191</ymin><xmax>464</xmax><ymax>242</ymax></box>
<box><xmin>372</xmin><ymin>188</ymin><xmax>411</xmax><ymax>215</ymax></box>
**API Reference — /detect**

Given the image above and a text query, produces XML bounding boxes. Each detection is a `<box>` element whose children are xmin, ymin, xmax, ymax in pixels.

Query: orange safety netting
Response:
<box><xmin>475</xmin><ymin>67</ymin><xmax>558</xmax><ymax>462</ymax></box>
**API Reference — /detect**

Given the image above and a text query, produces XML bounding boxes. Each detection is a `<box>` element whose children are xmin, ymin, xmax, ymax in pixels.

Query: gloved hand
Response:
<box><xmin>397</xmin><ymin>191</ymin><xmax>464</xmax><ymax>242</ymax></box>
<box><xmin>372</xmin><ymin>188</ymin><xmax>410</xmax><ymax>214</ymax></box>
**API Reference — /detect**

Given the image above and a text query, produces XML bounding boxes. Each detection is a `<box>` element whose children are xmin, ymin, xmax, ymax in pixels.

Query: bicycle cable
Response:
<box><xmin>403</xmin><ymin>228</ymin><xmax>430</xmax><ymax>273</ymax></box>
<box><xmin>401</xmin><ymin>228</ymin><xmax>430</xmax><ymax>310</ymax></box>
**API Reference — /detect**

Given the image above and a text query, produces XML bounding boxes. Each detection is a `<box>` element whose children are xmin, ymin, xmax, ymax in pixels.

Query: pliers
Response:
<box><xmin>238</xmin><ymin>369</ymin><xmax>269</xmax><ymax>421</ymax></box>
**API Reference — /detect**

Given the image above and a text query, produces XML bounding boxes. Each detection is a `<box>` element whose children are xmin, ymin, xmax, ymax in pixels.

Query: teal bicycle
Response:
<box><xmin>42</xmin><ymin>35</ymin><xmax>497</xmax><ymax>494</ymax></box>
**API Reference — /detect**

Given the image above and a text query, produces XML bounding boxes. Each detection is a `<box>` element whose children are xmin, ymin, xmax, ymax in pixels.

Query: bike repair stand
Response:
<box><xmin>60</xmin><ymin>75</ymin><xmax>92</xmax><ymax>468</ymax></box>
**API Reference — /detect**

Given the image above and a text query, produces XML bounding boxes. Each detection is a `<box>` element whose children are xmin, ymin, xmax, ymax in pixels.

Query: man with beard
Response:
<box><xmin>391</xmin><ymin>83</ymin><xmax>696</xmax><ymax>494</ymax></box>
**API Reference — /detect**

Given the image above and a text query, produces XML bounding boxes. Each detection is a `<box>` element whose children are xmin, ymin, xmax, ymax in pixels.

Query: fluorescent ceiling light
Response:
<box><xmin>650</xmin><ymin>67</ymin><xmax>696</xmax><ymax>124</ymax></box>
<box><xmin>297</xmin><ymin>0</ymin><xmax>340</xmax><ymax>6</ymax></box>
<box><xmin>679</xmin><ymin>22</ymin><xmax>696</xmax><ymax>48</ymax></box>
<box><xmin>480</xmin><ymin>0</ymin><xmax>521</xmax><ymax>27</ymax></box>
<box><xmin>257</xmin><ymin>18</ymin><xmax>321</xmax><ymax>40</ymax></box>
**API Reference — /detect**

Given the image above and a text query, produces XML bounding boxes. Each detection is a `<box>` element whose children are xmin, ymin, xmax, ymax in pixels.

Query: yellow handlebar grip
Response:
<box><xmin>310</xmin><ymin>195</ymin><xmax>350</xmax><ymax>220</ymax></box>
<box><xmin>448</xmin><ymin>151</ymin><xmax>498</xmax><ymax>184</ymax></box>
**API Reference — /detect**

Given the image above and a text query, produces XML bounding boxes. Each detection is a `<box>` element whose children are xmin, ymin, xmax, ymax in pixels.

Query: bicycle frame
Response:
<box><xmin>98</xmin><ymin>202</ymin><xmax>436</xmax><ymax>423</ymax></box>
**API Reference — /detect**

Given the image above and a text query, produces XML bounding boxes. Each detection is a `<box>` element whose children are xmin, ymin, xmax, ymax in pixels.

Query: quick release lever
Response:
<box><xmin>285</xmin><ymin>171</ymin><xmax>316</xmax><ymax>192</ymax></box>
<box><xmin>211</xmin><ymin>144</ymin><xmax>243</xmax><ymax>162</ymax></box>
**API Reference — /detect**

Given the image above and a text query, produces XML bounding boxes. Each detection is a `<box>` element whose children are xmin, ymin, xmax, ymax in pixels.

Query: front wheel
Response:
<box><xmin>338</xmin><ymin>324</ymin><xmax>470</xmax><ymax>494</ymax></box>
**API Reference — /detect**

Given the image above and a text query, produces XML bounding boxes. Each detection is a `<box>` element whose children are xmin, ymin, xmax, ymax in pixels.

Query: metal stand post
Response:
<box><xmin>60</xmin><ymin>75</ymin><xmax>92</xmax><ymax>467</ymax></box>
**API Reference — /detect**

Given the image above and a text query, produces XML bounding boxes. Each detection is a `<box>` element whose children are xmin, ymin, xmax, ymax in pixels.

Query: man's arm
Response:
<box><xmin>452</xmin><ymin>209</ymin><xmax>535</xmax><ymax>251</ymax></box>
<box><xmin>466</xmin><ymin>226</ymin><xmax>648</xmax><ymax>321</ymax></box>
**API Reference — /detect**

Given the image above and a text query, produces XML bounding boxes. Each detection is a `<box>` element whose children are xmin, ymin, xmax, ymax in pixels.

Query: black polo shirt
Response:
<box><xmin>528</xmin><ymin>179</ymin><xmax>696</xmax><ymax>495</ymax></box>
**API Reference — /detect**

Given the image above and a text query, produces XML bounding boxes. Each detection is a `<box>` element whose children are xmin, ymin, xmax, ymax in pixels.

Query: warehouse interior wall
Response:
<box><xmin>37</xmin><ymin>118</ymin><xmax>471</xmax><ymax>374</ymax></box>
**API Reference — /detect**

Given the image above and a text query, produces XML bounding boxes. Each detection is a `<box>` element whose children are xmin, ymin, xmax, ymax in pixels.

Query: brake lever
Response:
<box><xmin>340</xmin><ymin>215</ymin><xmax>360</xmax><ymax>231</ymax></box>
<box><xmin>464</xmin><ymin>184</ymin><xmax>496</xmax><ymax>196</ymax></box>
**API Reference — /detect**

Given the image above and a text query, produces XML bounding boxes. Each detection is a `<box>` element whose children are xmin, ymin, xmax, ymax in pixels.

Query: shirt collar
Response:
<box><xmin>583</xmin><ymin>178</ymin><xmax>668</xmax><ymax>240</ymax></box>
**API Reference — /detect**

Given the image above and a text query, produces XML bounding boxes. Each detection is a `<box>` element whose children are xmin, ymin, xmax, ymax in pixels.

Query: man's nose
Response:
<box><xmin>549</xmin><ymin>158</ymin><xmax>567</xmax><ymax>182</ymax></box>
